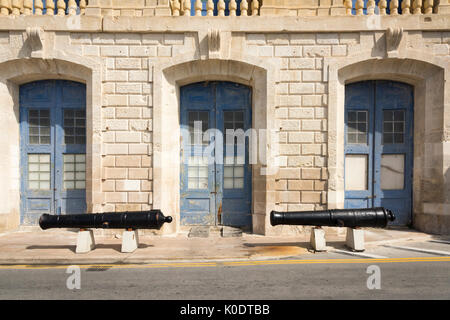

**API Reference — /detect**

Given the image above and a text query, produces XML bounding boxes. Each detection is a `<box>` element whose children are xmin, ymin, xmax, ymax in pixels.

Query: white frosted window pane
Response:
<box><xmin>65</xmin><ymin>163</ymin><xmax>74</xmax><ymax>171</ymax></box>
<box><xmin>75</xmin><ymin>181</ymin><xmax>85</xmax><ymax>189</ymax></box>
<box><xmin>381</xmin><ymin>154</ymin><xmax>404</xmax><ymax>190</ymax></box>
<box><xmin>188</xmin><ymin>179</ymin><xmax>198</xmax><ymax>189</ymax></box>
<box><xmin>236</xmin><ymin>156</ymin><xmax>245</xmax><ymax>165</ymax></box>
<box><xmin>76</xmin><ymin>163</ymin><xmax>86</xmax><ymax>171</ymax></box>
<box><xmin>29</xmin><ymin>172</ymin><xmax>39</xmax><ymax>180</ymax></box>
<box><xmin>224</xmin><ymin>167</ymin><xmax>233</xmax><ymax>178</ymax></box>
<box><xmin>40</xmin><ymin>164</ymin><xmax>50</xmax><ymax>172</ymax></box>
<box><xmin>40</xmin><ymin>173</ymin><xmax>50</xmax><ymax>181</ymax></box>
<box><xmin>75</xmin><ymin>154</ymin><xmax>86</xmax><ymax>162</ymax></box>
<box><xmin>224</xmin><ymin>156</ymin><xmax>234</xmax><ymax>165</ymax></box>
<box><xmin>40</xmin><ymin>154</ymin><xmax>50</xmax><ymax>163</ymax></box>
<box><xmin>75</xmin><ymin>172</ymin><xmax>85</xmax><ymax>180</ymax></box>
<box><xmin>40</xmin><ymin>181</ymin><xmax>50</xmax><ymax>190</ymax></box>
<box><xmin>29</xmin><ymin>163</ymin><xmax>39</xmax><ymax>171</ymax></box>
<box><xmin>64</xmin><ymin>181</ymin><xmax>75</xmax><ymax>189</ymax></box>
<box><xmin>234</xmin><ymin>178</ymin><xmax>244</xmax><ymax>189</ymax></box>
<box><xmin>29</xmin><ymin>154</ymin><xmax>39</xmax><ymax>162</ymax></box>
<box><xmin>198</xmin><ymin>167</ymin><xmax>208</xmax><ymax>178</ymax></box>
<box><xmin>224</xmin><ymin>178</ymin><xmax>233</xmax><ymax>189</ymax></box>
<box><xmin>65</xmin><ymin>172</ymin><xmax>74</xmax><ymax>180</ymax></box>
<box><xmin>64</xmin><ymin>154</ymin><xmax>74</xmax><ymax>162</ymax></box>
<box><xmin>29</xmin><ymin>181</ymin><xmax>39</xmax><ymax>189</ymax></box>
<box><xmin>198</xmin><ymin>178</ymin><xmax>208</xmax><ymax>189</ymax></box>
<box><xmin>234</xmin><ymin>167</ymin><xmax>244</xmax><ymax>178</ymax></box>
<box><xmin>345</xmin><ymin>154</ymin><xmax>368</xmax><ymax>191</ymax></box>
<box><xmin>188</xmin><ymin>168</ymin><xmax>198</xmax><ymax>178</ymax></box>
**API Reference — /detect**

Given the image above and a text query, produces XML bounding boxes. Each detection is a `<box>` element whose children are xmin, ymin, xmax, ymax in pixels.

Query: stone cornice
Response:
<box><xmin>0</xmin><ymin>14</ymin><xmax>449</xmax><ymax>33</ymax></box>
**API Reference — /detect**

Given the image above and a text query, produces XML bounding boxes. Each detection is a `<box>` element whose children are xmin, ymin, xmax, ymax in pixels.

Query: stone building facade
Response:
<box><xmin>0</xmin><ymin>0</ymin><xmax>448</xmax><ymax>235</ymax></box>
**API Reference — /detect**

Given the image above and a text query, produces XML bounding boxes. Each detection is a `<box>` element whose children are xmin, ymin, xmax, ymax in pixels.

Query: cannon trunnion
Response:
<box><xmin>270</xmin><ymin>207</ymin><xmax>395</xmax><ymax>228</ymax></box>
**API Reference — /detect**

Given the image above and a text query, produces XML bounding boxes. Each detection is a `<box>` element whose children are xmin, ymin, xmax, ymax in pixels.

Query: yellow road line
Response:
<box><xmin>0</xmin><ymin>256</ymin><xmax>449</xmax><ymax>270</ymax></box>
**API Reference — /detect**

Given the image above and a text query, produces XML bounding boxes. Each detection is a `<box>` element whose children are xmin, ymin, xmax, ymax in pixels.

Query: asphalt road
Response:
<box><xmin>0</xmin><ymin>256</ymin><xmax>449</xmax><ymax>300</ymax></box>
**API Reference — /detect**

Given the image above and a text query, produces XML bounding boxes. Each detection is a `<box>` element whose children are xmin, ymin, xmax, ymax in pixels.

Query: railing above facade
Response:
<box><xmin>0</xmin><ymin>0</ymin><xmax>87</xmax><ymax>15</ymax></box>
<box><xmin>0</xmin><ymin>0</ymin><xmax>448</xmax><ymax>17</ymax></box>
<box><xmin>169</xmin><ymin>0</ymin><xmax>261</xmax><ymax>16</ymax></box>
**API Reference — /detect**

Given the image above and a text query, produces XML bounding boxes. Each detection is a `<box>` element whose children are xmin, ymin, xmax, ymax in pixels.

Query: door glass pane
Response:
<box><xmin>224</xmin><ymin>111</ymin><xmax>245</xmax><ymax>145</ymax></box>
<box><xmin>64</xmin><ymin>109</ymin><xmax>86</xmax><ymax>145</ymax></box>
<box><xmin>347</xmin><ymin>110</ymin><xmax>368</xmax><ymax>144</ymax></box>
<box><xmin>345</xmin><ymin>154</ymin><xmax>368</xmax><ymax>191</ymax></box>
<box><xmin>188</xmin><ymin>111</ymin><xmax>209</xmax><ymax>145</ymax></box>
<box><xmin>383</xmin><ymin>110</ymin><xmax>405</xmax><ymax>144</ymax></box>
<box><xmin>28</xmin><ymin>154</ymin><xmax>51</xmax><ymax>190</ymax></box>
<box><xmin>380</xmin><ymin>154</ymin><xmax>405</xmax><ymax>190</ymax></box>
<box><xmin>224</xmin><ymin>156</ymin><xmax>245</xmax><ymax>189</ymax></box>
<box><xmin>188</xmin><ymin>156</ymin><xmax>208</xmax><ymax>189</ymax></box>
<box><xmin>63</xmin><ymin>153</ymin><xmax>86</xmax><ymax>190</ymax></box>
<box><xmin>28</xmin><ymin>109</ymin><xmax>51</xmax><ymax>144</ymax></box>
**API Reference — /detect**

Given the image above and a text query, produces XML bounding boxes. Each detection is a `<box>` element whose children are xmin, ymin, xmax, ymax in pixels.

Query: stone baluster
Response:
<box><xmin>171</xmin><ymin>0</ymin><xmax>181</xmax><ymax>16</ymax></box>
<box><xmin>240</xmin><ymin>0</ymin><xmax>248</xmax><ymax>16</ymax></box>
<box><xmin>390</xmin><ymin>0</ymin><xmax>399</xmax><ymax>14</ymax></box>
<box><xmin>57</xmin><ymin>0</ymin><xmax>66</xmax><ymax>15</ymax></box>
<box><xmin>402</xmin><ymin>0</ymin><xmax>411</xmax><ymax>14</ymax></box>
<box><xmin>424</xmin><ymin>0</ymin><xmax>433</xmax><ymax>13</ymax></box>
<box><xmin>412</xmin><ymin>0</ymin><xmax>422</xmax><ymax>13</ymax></box>
<box><xmin>251</xmin><ymin>0</ymin><xmax>259</xmax><ymax>15</ymax></box>
<box><xmin>355</xmin><ymin>0</ymin><xmax>364</xmax><ymax>15</ymax></box>
<box><xmin>344</xmin><ymin>0</ymin><xmax>352</xmax><ymax>15</ymax></box>
<box><xmin>34</xmin><ymin>0</ymin><xmax>44</xmax><ymax>15</ymax></box>
<box><xmin>46</xmin><ymin>0</ymin><xmax>55</xmax><ymax>15</ymax></box>
<box><xmin>378</xmin><ymin>0</ymin><xmax>387</xmax><ymax>15</ymax></box>
<box><xmin>23</xmin><ymin>0</ymin><xmax>32</xmax><ymax>15</ymax></box>
<box><xmin>12</xmin><ymin>0</ymin><xmax>21</xmax><ymax>15</ymax></box>
<box><xmin>229</xmin><ymin>0</ymin><xmax>237</xmax><ymax>16</ymax></box>
<box><xmin>194</xmin><ymin>0</ymin><xmax>202</xmax><ymax>16</ymax></box>
<box><xmin>68</xmin><ymin>0</ymin><xmax>77</xmax><ymax>15</ymax></box>
<box><xmin>206</xmin><ymin>0</ymin><xmax>214</xmax><ymax>16</ymax></box>
<box><xmin>79</xmin><ymin>0</ymin><xmax>86</xmax><ymax>14</ymax></box>
<box><xmin>182</xmin><ymin>0</ymin><xmax>191</xmax><ymax>16</ymax></box>
<box><xmin>217</xmin><ymin>0</ymin><xmax>225</xmax><ymax>16</ymax></box>
<box><xmin>0</xmin><ymin>0</ymin><xmax>11</xmax><ymax>16</ymax></box>
<box><xmin>367</xmin><ymin>0</ymin><xmax>376</xmax><ymax>15</ymax></box>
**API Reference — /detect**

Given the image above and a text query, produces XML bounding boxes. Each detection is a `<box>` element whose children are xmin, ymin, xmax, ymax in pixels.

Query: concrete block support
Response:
<box><xmin>121</xmin><ymin>230</ymin><xmax>139</xmax><ymax>253</ymax></box>
<box><xmin>310</xmin><ymin>227</ymin><xmax>326</xmax><ymax>251</ymax></box>
<box><xmin>346</xmin><ymin>228</ymin><xmax>365</xmax><ymax>252</ymax></box>
<box><xmin>76</xmin><ymin>230</ymin><xmax>96</xmax><ymax>253</ymax></box>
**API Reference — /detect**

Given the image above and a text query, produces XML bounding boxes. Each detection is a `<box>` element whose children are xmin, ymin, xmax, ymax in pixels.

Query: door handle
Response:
<box><xmin>367</xmin><ymin>195</ymin><xmax>377</xmax><ymax>199</ymax></box>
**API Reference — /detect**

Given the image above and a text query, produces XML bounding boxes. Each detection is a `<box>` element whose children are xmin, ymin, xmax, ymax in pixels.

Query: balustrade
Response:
<box><xmin>171</xmin><ymin>0</ymin><xmax>261</xmax><ymax>16</ymax></box>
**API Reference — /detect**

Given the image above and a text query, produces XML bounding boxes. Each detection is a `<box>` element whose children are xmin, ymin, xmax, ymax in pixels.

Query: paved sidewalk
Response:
<box><xmin>0</xmin><ymin>227</ymin><xmax>439</xmax><ymax>265</ymax></box>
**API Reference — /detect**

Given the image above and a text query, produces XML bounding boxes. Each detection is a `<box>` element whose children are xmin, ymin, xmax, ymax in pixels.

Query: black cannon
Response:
<box><xmin>39</xmin><ymin>210</ymin><xmax>172</xmax><ymax>230</ymax></box>
<box><xmin>270</xmin><ymin>207</ymin><xmax>395</xmax><ymax>228</ymax></box>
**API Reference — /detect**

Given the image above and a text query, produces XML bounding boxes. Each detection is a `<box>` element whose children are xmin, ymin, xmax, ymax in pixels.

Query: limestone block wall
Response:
<box><xmin>0</xmin><ymin>14</ymin><xmax>448</xmax><ymax>234</ymax></box>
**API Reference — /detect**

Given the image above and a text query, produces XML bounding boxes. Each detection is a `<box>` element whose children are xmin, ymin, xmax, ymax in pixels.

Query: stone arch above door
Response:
<box><xmin>0</xmin><ymin>57</ymin><xmax>102</xmax><ymax>232</ymax></box>
<box><xmin>153</xmin><ymin>58</ymin><xmax>278</xmax><ymax>235</ymax></box>
<box><xmin>327</xmin><ymin>57</ymin><xmax>448</xmax><ymax>234</ymax></box>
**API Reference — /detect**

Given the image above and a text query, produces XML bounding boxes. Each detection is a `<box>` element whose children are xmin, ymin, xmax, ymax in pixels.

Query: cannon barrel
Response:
<box><xmin>39</xmin><ymin>210</ymin><xmax>172</xmax><ymax>230</ymax></box>
<box><xmin>270</xmin><ymin>207</ymin><xmax>395</xmax><ymax>228</ymax></box>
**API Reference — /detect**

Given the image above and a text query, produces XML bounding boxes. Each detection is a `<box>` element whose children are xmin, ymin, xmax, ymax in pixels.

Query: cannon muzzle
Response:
<box><xmin>39</xmin><ymin>210</ymin><xmax>172</xmax><ymax>230</ymax></box>
<box><xmin>270</xmin><ymin>207</ymin><xmax>395</xmax><ymax>228</ymax></box>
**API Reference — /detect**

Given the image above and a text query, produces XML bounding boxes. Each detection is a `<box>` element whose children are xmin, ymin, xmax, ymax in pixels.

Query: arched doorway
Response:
<box><xmin>180</xmin><ymin>81</ymin><xmax>252</xmax><ymax>228</ymax></box>
<box><xmin>344</xmin><ymin>80</ymin><xmax>413</xmax><ymax>225</ymax></box>
<box><xmin>20</xmin><ymin>80</ymin><xmax>87</xmax><ymax>225</ymax></box>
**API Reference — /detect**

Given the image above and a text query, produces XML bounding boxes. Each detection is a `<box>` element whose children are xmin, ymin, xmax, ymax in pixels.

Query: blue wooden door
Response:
<box><xmin>20</xmin><ymin>80</ymin><xmax>86</xmax><ymax>225</ymax></box>
<box><xmin>345</xmin><ymin>81</ymin><xmax>413</xmax><ymax>226</ymax></box>
<box><xmin>180</xmin><ymin>82</ymin><xmax>252</xmax><ymax>227</ymax></box>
